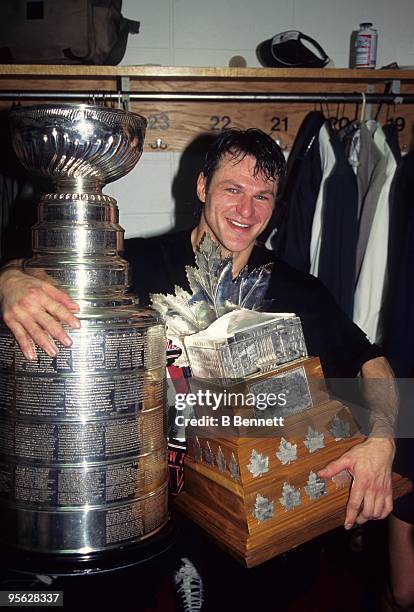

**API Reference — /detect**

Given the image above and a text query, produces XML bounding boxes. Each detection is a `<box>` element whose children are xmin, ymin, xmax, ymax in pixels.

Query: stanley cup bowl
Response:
<box><xmin>9</xmin><ymin>104</ymin><xmax>147</xmax><ymax>189</ymax></box>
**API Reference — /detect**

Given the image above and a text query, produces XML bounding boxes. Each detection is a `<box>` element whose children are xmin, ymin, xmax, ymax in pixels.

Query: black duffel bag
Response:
<box><xmin>0</xmin><ymin>0</ymin><xmax>140</xmax><ymax>65</ymax></box>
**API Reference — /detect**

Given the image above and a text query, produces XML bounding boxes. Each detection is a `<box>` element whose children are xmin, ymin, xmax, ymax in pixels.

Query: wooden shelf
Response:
<box><xmin>0</xmin><ymin>65</ymin><xmax>413</xmax><ymax>152</ymax></box>
<box><xmin>1</xmin><ymin>65</ymin><xmax>414</xmax><ymax>81</ymax></box>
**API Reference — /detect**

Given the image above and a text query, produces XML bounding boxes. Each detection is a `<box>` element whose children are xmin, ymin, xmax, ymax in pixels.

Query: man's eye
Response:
<box><xmin>255</xmin><ymin>194</ymin><xmax>270</xmax><ymax>201</ymax></box>
<box><xmin>226</xmin><ymin>188</ymin><xmax>239</xmax><ymax>194</ymax></box>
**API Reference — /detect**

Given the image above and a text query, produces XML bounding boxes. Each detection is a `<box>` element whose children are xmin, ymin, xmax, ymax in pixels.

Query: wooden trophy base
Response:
<box><xmin>175</xmin><ymin>357</ymin><xmax>412</xmax><ymax>567</ymax></box>
<box><xmin>176</xmin><ymin>469</ymin><xmax>411</xmax><ymax>568</ymax></box>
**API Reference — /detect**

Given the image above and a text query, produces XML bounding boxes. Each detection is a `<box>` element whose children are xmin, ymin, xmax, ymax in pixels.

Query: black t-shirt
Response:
<box><xmin>124</xmin><ymin>229</ymin><xmax>382</xmax><ymax>378</ymax></box>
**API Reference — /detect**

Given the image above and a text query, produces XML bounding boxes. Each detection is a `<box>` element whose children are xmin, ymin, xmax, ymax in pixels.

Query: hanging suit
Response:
<box><xmin>309</xmin><ymin>122</ymin><xmax>358</xmax><ymax>319</ymax></box>
<box><xmin>380</xmin><ymin>152</ymin><xmax>414</xmax><ymax>526</ymax></box>
<box><xmin>271</xmin><ymin>111</ymin><xmax>325</xmax><ymax>272</ymax></box>
<box><xmin>382</xmin><ymin>152</ymin><xmax>414</xmax><ymax>375</ymax></box>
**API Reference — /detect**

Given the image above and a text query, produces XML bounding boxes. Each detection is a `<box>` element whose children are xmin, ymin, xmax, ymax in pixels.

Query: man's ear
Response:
<box><xmin>196</xmin><ymin>172</ymin><xmax>207</xmax><ymax>204</ymax></box>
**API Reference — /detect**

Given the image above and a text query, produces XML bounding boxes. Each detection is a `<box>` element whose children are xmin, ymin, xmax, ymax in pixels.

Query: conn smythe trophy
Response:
<box><xmin>152</xmin><ymin>236</ymin><xmax>410</xmax><ymax>568</ymax></box>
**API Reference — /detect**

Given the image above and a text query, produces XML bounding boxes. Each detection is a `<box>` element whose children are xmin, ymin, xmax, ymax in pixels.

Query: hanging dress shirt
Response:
<box><xmin>353</xmin><ymin>124</ymin><xmax>397</xmax><ymax>343</ymax></box>
<box><xmin>309</xmin><ymin>123</ymin><xmax>334</xmax><ymax>276</ymax></box>
<box><xmin>354</xmin><ymin>121</ymin><xmax>388</xmax><ymax>281</ymax></box>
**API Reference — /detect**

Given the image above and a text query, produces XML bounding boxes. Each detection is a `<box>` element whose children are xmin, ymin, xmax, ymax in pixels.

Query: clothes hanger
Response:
<box><xmin>359</xmin><ymin>91</ymin><xmax>367</xmax><ymax>123</ymax></box>
<box><xmin>337</xmin><ymin>98</ymin><xmax>360</xmax><ymax>144</ymax></box>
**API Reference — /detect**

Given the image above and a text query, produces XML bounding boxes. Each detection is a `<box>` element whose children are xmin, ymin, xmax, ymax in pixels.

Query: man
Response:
<box><xmin>0</xmin><ymin>128</ymin><xmax>396</xmax><ymax>531</ymax></box>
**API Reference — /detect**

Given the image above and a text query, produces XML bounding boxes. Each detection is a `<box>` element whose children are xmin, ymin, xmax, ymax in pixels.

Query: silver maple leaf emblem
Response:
<box><xmin>193</xmin><ymin>436</ymin><xmax>202</xmax><ymax>461</ymax></box>
<box><xmin>280</xmin><ymin>482</ymin><xmax>301</xmax><ymax>511</ymax></box>
<box><xmin>215</xmin><ymin>446</ymin><xmax>226</xmax><ymax>472</ymax></box>
<box><xmin>229</xmin><ymin>453</ymin><xmax>241</xmax><ymax>481</ymax></box>
<box><xmin>328</xmin><ymin>414</ymin><xmax>351</xmax><ymax>440</ymax></box>
<box><xmin>252</xmin><ymin>493</ymin><xmax>275</xmax><ymax>522</ymax></box>
<box><xmin>305</xmin><ymin>471</ymin><xmax>327</xmax><ymax>500</ymax></box>
<box><xmin>276</xmin><ymin>437</ymin><xmax>297</xmax><ymax>465</ymax></box>
<box><xmin>203</xmin><ymin>441</ymin><xmax>213</xmax><ymax>465</ymax></box>
<box><xmin>304</xmin><ymin>426</ymin><xmax>325</xmax><ymax>453</ymax></box>
<box><xmin>247</xmin><ymin>449</ymin><xmax>269</xmax><ymax>478</ymax></box>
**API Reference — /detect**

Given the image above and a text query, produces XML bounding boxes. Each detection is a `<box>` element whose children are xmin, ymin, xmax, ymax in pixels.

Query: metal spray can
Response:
<box><xmin>355</xmin><ymin>22</ymin><xmax>378</xmax><ymax>68</ymax></box>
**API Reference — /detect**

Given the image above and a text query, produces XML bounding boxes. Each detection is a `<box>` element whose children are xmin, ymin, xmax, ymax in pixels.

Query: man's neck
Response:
<box><xmin>190</xmin><ymin>225</ymin><xmax>253</xmax><ymax>277</ymax></box>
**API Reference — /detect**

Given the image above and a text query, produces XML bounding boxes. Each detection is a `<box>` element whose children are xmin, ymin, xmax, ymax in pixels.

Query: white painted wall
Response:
<box><xmin>110</xmin><ymin>0</ymin><xmax>414</xmax><ymax>239</ymax></box>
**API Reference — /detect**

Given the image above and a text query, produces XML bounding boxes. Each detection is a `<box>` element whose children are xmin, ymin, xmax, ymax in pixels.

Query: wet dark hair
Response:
<box><xmin>202</xmin><ymin>128</ymin><xmax>286</xmax><ymax>192</ymax></box>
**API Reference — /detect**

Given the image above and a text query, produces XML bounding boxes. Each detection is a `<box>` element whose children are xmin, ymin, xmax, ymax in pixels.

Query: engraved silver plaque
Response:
<box><xmin>0</xmin><ymin>105</ymin><xmax>169</xmax><ymax>556</ymax></box>
<box><xmin>0</xmin><ymin>448</ymin><xmax>167</xmax><ymax>506</ymax></box>
<box><xmin>250</xmin><ymin>366</ymin><xmax>312</xmax><ymax>418</ymax></box>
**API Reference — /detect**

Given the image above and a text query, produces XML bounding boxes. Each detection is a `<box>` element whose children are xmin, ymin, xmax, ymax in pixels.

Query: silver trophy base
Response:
<box><xmin>0</xmin><ymin>519</ymin><xmax>175</xmax><ymax>576</ymax></box>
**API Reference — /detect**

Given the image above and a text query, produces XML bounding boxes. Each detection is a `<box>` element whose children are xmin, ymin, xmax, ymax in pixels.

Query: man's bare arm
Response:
<box><xmin>319</xmin><ymin>356</ymin><xmax>396</xmax><ymax>529</ymax></box>
<box><xmin>360</xmin><ymin>355</ymin><xmax>398</xmax><ymax>438</ymax></box>
<box><xmin>0</xmin><ymin>263</ymin><xmax>80</xmax><ymax>360</ymax></box>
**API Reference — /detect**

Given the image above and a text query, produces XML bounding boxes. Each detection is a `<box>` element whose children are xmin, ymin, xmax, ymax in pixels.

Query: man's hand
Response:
<box><xmin>0</xmin><ymin>267</ymin><xmax>80</xmax><ymax>360</ymax></box>
<box><xmin>319</xmin><ymin>355</ymin><xmax>397</xmax><ymax>529</ymax></box>
<box><xmin>318</xmin><ymin>437</ymin><xmax>395</xmax><ymax>529</ymax></box>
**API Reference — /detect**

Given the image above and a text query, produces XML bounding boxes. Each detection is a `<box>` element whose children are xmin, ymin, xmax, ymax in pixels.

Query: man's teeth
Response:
<box><xmin>229</xmin><ymin>220</ymin><xmax>249</xmax><ymax>228</ymax></box>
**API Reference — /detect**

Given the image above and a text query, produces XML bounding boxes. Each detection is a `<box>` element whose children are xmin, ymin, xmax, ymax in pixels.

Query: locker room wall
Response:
<box><xmin>106</xmin><ymin>0</ymin><xmax>414</xmax><ymax>237</ymax></box>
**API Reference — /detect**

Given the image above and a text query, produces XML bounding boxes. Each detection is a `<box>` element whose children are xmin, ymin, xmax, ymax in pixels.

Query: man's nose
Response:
<box><xmin>236</xmin><ymin>195</ymin><xmax>255</xmax><ymax>218</ymax></box>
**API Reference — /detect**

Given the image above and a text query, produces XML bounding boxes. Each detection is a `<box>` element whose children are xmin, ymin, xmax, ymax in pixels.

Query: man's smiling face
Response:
<box><xmin>196</xmin><ymin>153</ymin><xmax>278</xmax><ymax>260</ymax></box>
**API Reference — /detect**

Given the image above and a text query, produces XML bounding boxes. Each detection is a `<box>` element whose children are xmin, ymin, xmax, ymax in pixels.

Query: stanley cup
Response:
<box><xmin>0</xmin><ymin>105</ymin><xmax>169</xmax><ymax>560</ymax></box>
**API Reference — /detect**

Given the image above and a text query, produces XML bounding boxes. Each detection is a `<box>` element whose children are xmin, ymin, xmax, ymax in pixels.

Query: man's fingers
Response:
<box><xmin>348</xmin><ymin>475</ymin><xmax>393</xmax><ymax>526</ymax></box>
<box><xmin>355</xmin><ymin>489</ymin><xmax>376</xmax><ymax>524</ymax></box>
<box><xmin>21</xmin><ymin>287</ymin><xmax>80</xmax><ymax>330</ymax></box>
<box><xmin>6</xmin><ymin>320</ymin><xmax>37</xmax><ymax>361</ymax></box>
<box><xmin>11</xmin><ymin>306</ymin><xmax>60</xmax><ymax>357</ymax></box>
<box><xmin>42</xmin><ymin>283</ymin><xmax>80</xmax><ymax>313</ymax></box>
<box><xmin>372</xmin><ymin>494</ymin><xmax>386</xmax><ymax>521</ymax></box>
<box><xmin>39</xmin><ymin>298</ymin><xmax>80</xmax><ymax>332</ymax></box>
<box><xmin>379</xmin><ymin>493</ymin><xmax>393</xmax><ymax>519</ymax></box>
<box><xmin>8</xmin><ymin>306</ymin><xmax>73</xmax><ymax>358</ymax></box>
<box><xmin>318</xmin><ymin>456</ymin><xmax>350</xmax><ymax>479</ymax></box>
<box><xmin>1</xmin><ymin>273</ymin><xmax>81</xmax><ymax>358</ymax></box>
<box><xmin>16</xmin><ymin>290</ymin><xmax>79</xmax><ymax>346</ymax></box>
<box><xmin>34</xmin><ymin>310</ymin><xmax>74</xmax><ymax>348</ymax></box>
<box><xmin>354</xmin><ymin>490</ymin><xmax>391</xmax><ymax>524</ymax></box>
<box><xmin>372</xmin><ymin>481</ymin><xmax>393</xmax><ymax>520</ymax></box>
<box><xmin>319</xmin><ymin>440</ymin><xmax>395</xmax><ymax>530</ymax></box>
<box><xmin>20</xmin><ymin>320</ymin><xmax>59</xmax><ymax>357</ymax></box>
<box><xmin>345</xmin><ymin>480</ymin><xmax>365</xmax><ymax>529</ymax></box>
<box><xmin>22</xmin><ymin>312</ymin><xmax>77</xmax><ymax>357</ymax></box>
